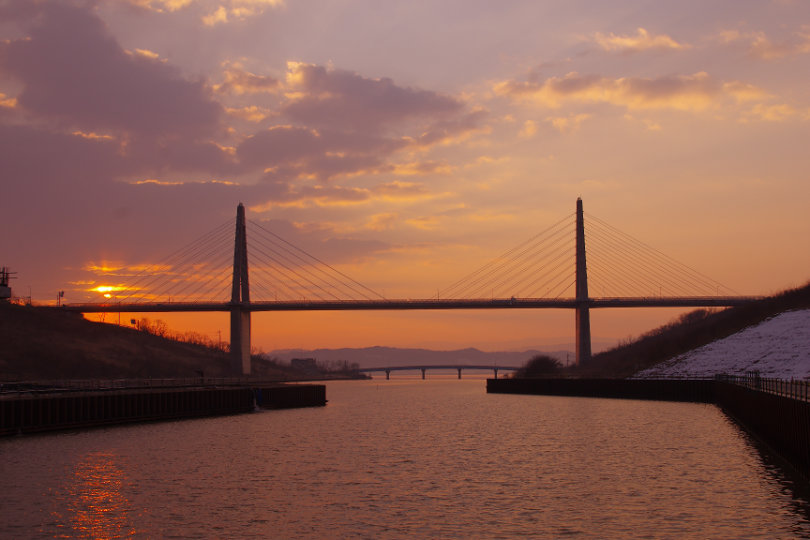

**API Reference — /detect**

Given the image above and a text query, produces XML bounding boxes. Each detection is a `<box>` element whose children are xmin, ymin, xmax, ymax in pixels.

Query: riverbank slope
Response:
<box><xmin>0</xmin><ymin>303</ymin><xmax>291</xmax><ymax>380</ymax></box>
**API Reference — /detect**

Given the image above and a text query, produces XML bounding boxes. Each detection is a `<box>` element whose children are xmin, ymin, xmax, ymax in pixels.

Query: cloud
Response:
<box><xmin>365</xmin><ymin>213</ymin><xmax>400</xmax><ymax>232</ymax></box>
<box><xmin>126</xmin><ymin>0</ymin><xmax>195</xmax><ymax>13</ymax></box>
<box><xmin>282</xmin><ymin>62</ymin><xmax>464</xmax><ymax>133</ymax></box>
<box><xmin>216</xmin><ymin>62</ymin><xmax>280</xmax><ymax>95</ymax></box>
<box><xmin>389</xmin><ymin>162</ymin><xmax>453</xmax><ymax>177</ymax></box>
<box><xmin>741</xmin><ymin>103</ymin><xmax>807</xmax><ymax>122</ymax></box>
<box><xmin>240</xmin><ymin>212</ymin><xmax>396</xmax><ymax>265</ymax></box>
<box><xmin>373</xmin><ymin>181</ymin><xmax>433</xmax><ymax>201</ymax></box>
<box><xmin>125</xmin><ymin>0</ymin><xmax>283</xmax><ymax>23</ymax></box>
<box><xmin>249</xmin><ymin>178</ymin><xmax>441</xmax><ymax>211</ymax></box>
<box><xmin>546</xmin><ymin>113</ymin><xmax>590</xmax><ymax>133</ymax></box>
<box><xmin>0</xmin><ymin>123</ymin><xmax>124</xmax><ymax>190</ymax></box>
<box><xmin>225</xmin><ymin>63</ymin><xmax>482</xmax><ymax>185</ymax></box>
<box><xmin>0</xmin><ymin>92</ymin><xmax>17</xmax><ymax>109</ymax></box>
<box><xmin>518</xmin><ymin>120</ymin><xmax>537</xmax><ymax>138</ymax></box>
<box><xmin>251</xmin><ymin>184</ymin><xmax>373</xmax><ymax>210</ymax></box>
<box><xmin>719</xmin><ymin>27</ymin><xmax>810</xmax><ymax>59</ymax></box>
<box><xmin>0</xmin><ymin>2</ymin><xmax>222</xmax><ymax>138</ymax></box>
<box><xmin>405</xmin><ymin>215</ymin><xmax>442</xmax><ymax>231</ymax></box>
<box><xmin>495</xmin><ymin>71</ymin><xmax>766</xmax><ymax>112</ymax></box>
<box><xmin>593</xmin><ymin>28</ymin><xmax>688</xmax><ymax>53</ymax></box>
<box><xmin>0</xmin><ymin>3</ymin><xmax>482</xmax><ymax>275</ymax></box>
<box><xmin>237</xmin><ymin>125</ymin><xmax>407</xmax><ymax>180</ymax></box>
<box><xmin>202</xmin><ymin>0</ymin><xmax>285</xmax><ymax>26</ymax></box>
<box><xmin>202</xmin><ymin>5</ymin><xmax>229</xmax><ymax>25</ymax></box>
<box><xmin>226</xmin><ymin>105</ymin><xmax>272</xmax><ymax>122</ymax></box>
<box><xmin>411</xmin><ymin>109</ymin><xmax>488</xmax><ymax>147</ymax></box>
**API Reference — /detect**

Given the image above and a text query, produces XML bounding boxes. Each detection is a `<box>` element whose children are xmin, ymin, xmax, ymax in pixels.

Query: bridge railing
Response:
<box><xmin>717</xmin><ymin>373</ymin><xmax>810</xmax><ymax>403</ymax></box>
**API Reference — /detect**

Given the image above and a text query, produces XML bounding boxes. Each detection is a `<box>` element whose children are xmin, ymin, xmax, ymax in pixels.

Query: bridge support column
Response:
<box><xmin>230</xmin><ymin>203</ymin><xmax>252</xmax><ymax>376</ymax></box>
<box><xmin>457</xmin><ymin>368</ymin><xmax>462</xmax><ymax>379</ymax></box>
<box><xmin>230</xmin><ymin>308</ymin><xmax>251</xmax><ymax>375</ymax></box>
<box><xmin>575</xmin><ymin>198</ymin><xmax>592</xmax><ymax>366</ymax></box>
<box><xmin>421</xmin><ymin>368</ymin><xmax>426</xmax><ymax>380</ymax></box>
<box><xmin>385</xmin><ymin>369</ymin><xmax>390</xmax><ymax>380</ymax></box>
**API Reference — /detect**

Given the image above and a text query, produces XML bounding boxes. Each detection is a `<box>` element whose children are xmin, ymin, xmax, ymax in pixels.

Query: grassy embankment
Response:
<box><xmin>0</xmin><ymin>303</ymin><xmax>297</xmax><ymax>381</ymax></box>
<box><xmin>514</xmin><ymin>282</ymin><xmax>810</xmax><ymax>379</ymax></box>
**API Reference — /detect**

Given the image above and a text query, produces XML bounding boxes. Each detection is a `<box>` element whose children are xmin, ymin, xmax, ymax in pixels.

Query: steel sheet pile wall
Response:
<box><xmin>487</xmin><ymin>378</ymin><xmax>716</xmax><ymax>402</ymax></box>
<box><xmin>0</xmin><ymin>387</ymin><xmax>255</xmax><ymax>436</ymax></box>
<box><xmin>716</xmin><ymin>382</ymin><xmax>810</xmax><ymax>479</ymax></box>
<box><xmin>255</xmin><ymin>384</ymin><xmax>326</xmax><ymax>409</ymax></box>
<box><xmin>0</xmin><ymin>383</ymin><xmax>328</xmax><ymax>436</ymax></box>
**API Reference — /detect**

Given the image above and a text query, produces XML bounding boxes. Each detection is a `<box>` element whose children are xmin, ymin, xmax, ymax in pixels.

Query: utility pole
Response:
<box><xmin>0</xmin><ymin>267</ymin><xmax>14</xmax><ymax>302</ymax></box>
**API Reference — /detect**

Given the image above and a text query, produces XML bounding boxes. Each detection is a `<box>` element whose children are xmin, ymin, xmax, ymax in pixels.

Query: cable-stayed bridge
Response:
<box><xmin>63</xmin><ymin>200</ymin><xmax>761</xmax><ymax>375</ymax></box>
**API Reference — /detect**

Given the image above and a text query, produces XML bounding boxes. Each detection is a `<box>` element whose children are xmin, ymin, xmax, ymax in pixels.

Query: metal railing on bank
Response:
<box><xmin>717</xmin><ymin>373</ymin><xmax>810</xmax><ymax>403</ymax></box>
<box><xmin>0</xmin><ymin>377</ymin><xmax>306</xmax><ymax>395</ymax></box>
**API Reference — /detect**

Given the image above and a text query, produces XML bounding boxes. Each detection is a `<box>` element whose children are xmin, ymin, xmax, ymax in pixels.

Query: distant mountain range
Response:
<box><xmin>269</xmin><ymin>346</ymin><xmax>575</xmax><ymax>368</ymax></box>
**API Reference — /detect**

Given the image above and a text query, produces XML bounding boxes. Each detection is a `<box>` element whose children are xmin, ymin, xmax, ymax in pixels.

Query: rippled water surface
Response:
<box><xmin>1</xmin><ymin>378</ymin><xmax>809</xmax><ymax>538</ymax></box>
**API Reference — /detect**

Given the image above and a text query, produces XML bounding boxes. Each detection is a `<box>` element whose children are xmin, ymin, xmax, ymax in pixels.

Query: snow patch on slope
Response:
<box><xmin>635</xmin><ymin>309</ymin><xmax>810</xmax><ymax>380</ymax></box>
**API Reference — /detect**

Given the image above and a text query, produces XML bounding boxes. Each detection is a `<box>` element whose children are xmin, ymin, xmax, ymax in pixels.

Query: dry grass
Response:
<box><xmin>0</xmin><ymin>303</ymin><xmax>289</xmax><ymax>381</ymax></box>
<box><xmin>581</xmin><ymin>281</ymin><xmax>810</xmax><ymax>378</ymax></box>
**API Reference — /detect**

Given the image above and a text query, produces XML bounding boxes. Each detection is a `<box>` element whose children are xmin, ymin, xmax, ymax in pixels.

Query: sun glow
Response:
<box><xmin>91</xmin><ymin>285</ymin><xmax>126</xmax><ymax>298</ymax></box>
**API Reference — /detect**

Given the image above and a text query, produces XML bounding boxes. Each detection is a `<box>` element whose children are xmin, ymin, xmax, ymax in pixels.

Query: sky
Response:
<box><xmin>2</xmin><ymin>0</ymin><xmax>809</xmax><ymax>353</ymax></box>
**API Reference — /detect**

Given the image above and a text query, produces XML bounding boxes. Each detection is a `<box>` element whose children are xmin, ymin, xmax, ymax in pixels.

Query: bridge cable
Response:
<box><xmin>441</xmin><ymin>213</ymin><xmax>575</xmax><ymax>299</ymax></box>
<box><xmin>248</xmin><ymin>220</ymin><xmax>386</xmax><ymax>301</ymax></box>
<box><xmin>110</xmin><ymin>219</ymin><xmax>234</xmax><ymax>303</ymax></box>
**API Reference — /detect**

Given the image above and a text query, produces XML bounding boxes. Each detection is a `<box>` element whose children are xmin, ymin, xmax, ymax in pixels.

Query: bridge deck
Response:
<box><xmin>62</xmin><ymin>296</ymin><xmax>762</xmax><ymax>313</ymax></box>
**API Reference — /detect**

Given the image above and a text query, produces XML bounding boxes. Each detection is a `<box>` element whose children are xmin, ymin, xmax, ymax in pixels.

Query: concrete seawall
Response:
<box><xmin>0</xmin><ymin>383</ymin><xmax>326</xmax><ymax>436</ymax></box>
<box><xmin>488</xmin><ymin>378</ymin><xmax>809</xmax><ymax>480</ymax></box>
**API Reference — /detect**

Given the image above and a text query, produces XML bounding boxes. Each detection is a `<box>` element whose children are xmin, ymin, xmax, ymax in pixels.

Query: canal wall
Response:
<box><xmin>487</xmin><ymin>377</ymin><xmax>809</xmax><ymax>481</ymax></box>
<box><xmin>0</xmin><ymin>384</ymin><xmax>326</xmax><ymax>436</ymax></box>
<box><xmin>716</xmin><ymin>382</ymin><xmax>810</xmax><ymax>480</ymax></box>
<box><xmin>486</xmin><ymin>378</ymin><xmax>716</xmax><ymax>402</ymax></box>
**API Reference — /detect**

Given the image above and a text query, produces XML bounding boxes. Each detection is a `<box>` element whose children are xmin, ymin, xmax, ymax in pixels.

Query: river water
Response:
<box><xmin>1</xmin><ymin>377</ymin><xmax>809</xmax><ymax>538</ymax></box>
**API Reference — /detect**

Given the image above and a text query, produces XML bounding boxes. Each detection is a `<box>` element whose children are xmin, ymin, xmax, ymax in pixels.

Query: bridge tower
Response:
<box><xmin>575</xmin><ymin>198</ymin><xmax>592</xmax><ymax>366</ymax></box>
<box><xmin>230</xmin><ymin>203</ymin><xmax>252</xmax><ymax>375</ymax></box>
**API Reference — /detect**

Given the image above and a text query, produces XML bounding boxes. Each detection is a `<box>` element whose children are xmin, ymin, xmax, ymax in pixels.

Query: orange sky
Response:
<box><xmin>4</xmin><ymin>1</ymin><xmax>809</xmax><ymax>353</ymax></box>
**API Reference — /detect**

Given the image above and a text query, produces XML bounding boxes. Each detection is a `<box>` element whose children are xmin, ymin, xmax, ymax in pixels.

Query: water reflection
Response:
<box><xmin>1</xmin><ymin>381</ymin><xmax>807</xmax><ymax>538</ymax></box>
<box><xmin>735</xmin><ymin>426</ymin><xmax>810</xmax><ymax>535</ymax></box>
<box><xmin>59</xmin><ymin>451</ymin><xmax>136</xmax><ymax>539</ymax></box>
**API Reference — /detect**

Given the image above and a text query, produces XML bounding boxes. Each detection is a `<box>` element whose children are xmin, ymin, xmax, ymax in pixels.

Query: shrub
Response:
<box><xmin>516</xmin><ymin>354</ymin><xmax>562</xmax><ymax>378</ymax></box>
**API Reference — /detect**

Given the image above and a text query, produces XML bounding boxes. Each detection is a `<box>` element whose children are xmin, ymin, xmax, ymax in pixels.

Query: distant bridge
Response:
<box><xmin>358</xmin><ymin>365</ymin><xmax>521</xmax><ymax>380</ymax></box>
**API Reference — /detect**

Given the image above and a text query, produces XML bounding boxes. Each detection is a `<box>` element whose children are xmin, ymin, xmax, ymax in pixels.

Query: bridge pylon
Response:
<box><xmin>575</xmin><ymin>198</ymin><xmax>592</xmax><ymax>366</ymax></box>
<box><xmin>230</xmin><ymin>203</ymin><xmax>252</xmax><ymax>375</ymax></box>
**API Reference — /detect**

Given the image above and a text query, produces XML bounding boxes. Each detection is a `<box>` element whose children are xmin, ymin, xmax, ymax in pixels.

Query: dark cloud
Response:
<box><xmin>0</xmin><ymin>122</ymin><xmax>124</xmax><ymax>189</ymax></box>
<box><xmin>415</xmin><ymin>110</ymin><xmax>487</xmax><ymax>146</ymax></box>
<box><xmin>0</xmin><ymin>3</ymin><xmax>482</xmax><ymax>295</ymax></box>
<box><xmin>237</xmin><ymin>125</ymin><xmax>408</xmax><ymax>181</ymax></box>
<box><xmin>0</xmin><ymin>2</ymin><xmax>222</xmax><ymax>138</ymax></box>
<box><xmin>282</xmin><ymin>63</ymin><xmax>464</xmax><ymax>133</ymax></box>
<box><xmin>0</xmin><ymin>122</ymin><xmax>249</xmax><ymax>296</ymax></box>
<box><xmin>125</xmin><ymin>137</ymin><xmax>236</xmax><ymax>177</ymax></box>
<box><xmin>622</xmin><ymin>73</ymin><xmax>716</xmax><ymax>100</ymax></box>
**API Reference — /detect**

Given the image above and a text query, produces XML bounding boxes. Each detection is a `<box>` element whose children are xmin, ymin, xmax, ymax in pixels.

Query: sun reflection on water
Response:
<box><xmin>60</xmin><ymin>451</ymin><xmax>137</xmax><ymax>539</ymax></box>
